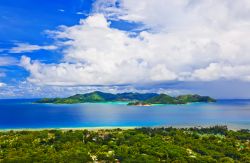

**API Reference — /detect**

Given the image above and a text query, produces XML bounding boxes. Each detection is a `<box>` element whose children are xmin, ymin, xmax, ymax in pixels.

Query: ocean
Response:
<box><xmin>0</xmin><ymin>99</ymin><xmax>250</xmax><ymax>130</ymax></box>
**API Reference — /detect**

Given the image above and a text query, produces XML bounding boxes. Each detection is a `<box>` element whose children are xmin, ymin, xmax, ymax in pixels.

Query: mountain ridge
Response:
<box><xmin>37</xmin><ymin>91</ymin><xmax>216</xmax><ymax>105</ymax></box>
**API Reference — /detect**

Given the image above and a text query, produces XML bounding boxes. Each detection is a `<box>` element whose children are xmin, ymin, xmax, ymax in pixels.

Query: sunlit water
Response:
<box><xmin>0</xmin><ymin>99</ymin><xmax>250</xmax><ymax>129</ymax></box>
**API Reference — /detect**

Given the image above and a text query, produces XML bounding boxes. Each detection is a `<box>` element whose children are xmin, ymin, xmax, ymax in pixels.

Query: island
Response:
<box><xmin>127</xmin><ymin>101</ymin><xmax>152</xmax><ymax>106</ymax></box>
<box><xmin>37</xmin><ymin>91</ymin><xmax>216</xmax><ymax>105</ymax></box>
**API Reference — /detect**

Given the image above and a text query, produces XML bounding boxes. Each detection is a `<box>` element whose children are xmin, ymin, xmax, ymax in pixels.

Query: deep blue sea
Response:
<box><xmin>0</xmin><ymin>99</ymin><xmax>250</xmax><ymax>129</ymax></box>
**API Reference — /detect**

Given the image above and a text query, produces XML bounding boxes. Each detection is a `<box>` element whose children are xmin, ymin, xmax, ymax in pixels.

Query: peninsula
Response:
<box><xmin>36</xmin><ymin>91</ymin><xmax>216</xmax><ymax>105</ymax></box>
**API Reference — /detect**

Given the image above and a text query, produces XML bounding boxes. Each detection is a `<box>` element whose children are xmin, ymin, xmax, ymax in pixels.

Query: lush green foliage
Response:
<box><xmin>144</xmin><ymin>94</ymin><xmax>216</xmax><ymax>104</ymax></box>
<box><xmin>37</xmin><ymin>91</ymin><xmax>215</xmax><ymax>105</ymax></box>
<box><xmin>176</xmin><ymin>94</ymin><xmax>216</xmax><ymax>103</ymax></box>
<box><xmin>0</xmin><ymin>126</ymin><xmax>249</xmax><ymax>162</ymax></box>
<box><xmin>145</xmin><ymin>94</ymin><xmax>177</xmax><ymax>104</ymax></box>
<box><xmin>37</xmin><ymin>91</ymin><xmax>158</xmax><ymax>104</ymax></box>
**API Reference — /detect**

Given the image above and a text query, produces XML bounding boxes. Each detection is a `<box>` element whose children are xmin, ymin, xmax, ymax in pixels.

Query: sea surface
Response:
<box><xmin>0</xmin><ymin>99</ymin><xmax>250</xmax><ymax>130</ymax></box>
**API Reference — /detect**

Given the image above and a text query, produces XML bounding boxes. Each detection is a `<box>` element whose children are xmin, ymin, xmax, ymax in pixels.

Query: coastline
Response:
<box><xmin>0</xmin><ymin>126</ymin><xmax>137</xmax><ymax>132</ymax></box>
<box><xmin>1</xmin><ymin>124</ymin><xmax>249</xmax><ymax>132</ymax></box>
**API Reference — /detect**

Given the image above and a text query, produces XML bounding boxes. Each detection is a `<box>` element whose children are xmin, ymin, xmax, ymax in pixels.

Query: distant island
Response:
<box><xmin>36</xmin><ymin>91</ymin><xmax>216</xmax><ymax>105</ymax></box>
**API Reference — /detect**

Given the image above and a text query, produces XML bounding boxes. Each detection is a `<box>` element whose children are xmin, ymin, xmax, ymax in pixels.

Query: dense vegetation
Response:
<box><xmin>145</xmin><ymin>94</ymin><xmax>216</xmax><ymax>104</ymax></box>
<box><xmin>37</xmin><ymin>91</ymin><xmax>216</xmax><ymax>105</ymax></box>
<box><xmin>37</xmin><ymin>91</ymin><xmax>158</xmax><ymax>104</ymax></box>
<box><xmin>0</xmin><ymin>126</ymin><xmax>249</xmax><ymax>162</ymax></box>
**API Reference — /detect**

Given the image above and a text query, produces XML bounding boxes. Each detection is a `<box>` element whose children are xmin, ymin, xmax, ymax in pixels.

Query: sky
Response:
<box><xmin>1</xmin><ymin>0</ymin><xmax>250</xmax><ymax>99</ymax></box>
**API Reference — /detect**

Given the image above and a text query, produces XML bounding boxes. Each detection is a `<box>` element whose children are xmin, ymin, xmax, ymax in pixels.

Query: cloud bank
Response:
<box><xmin>21</xmin><ymin>0</ymin><xmax>250</xmax><ymax>86</ymax></box>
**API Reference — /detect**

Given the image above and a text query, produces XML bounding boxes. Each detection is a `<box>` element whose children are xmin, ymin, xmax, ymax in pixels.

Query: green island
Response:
<box><xmin>1</xmin><ymin>126</ymin><xmax>249</xmax><ymax>162</ymax></box>
<box><xmin>37</xmin><ymin>91</ymin><xmax>216</xmax><ymax>105</ymax></box>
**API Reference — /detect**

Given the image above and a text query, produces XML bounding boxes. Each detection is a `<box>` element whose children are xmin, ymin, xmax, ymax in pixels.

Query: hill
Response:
<box><xmin>37</xmin><ymin>91</ymin><xmax>216</xmax><ymax>105</ymax></box>
<box><xmin>36</xmin><ymin>91</ymin><xmax>158</xmax><ymax>104</ymax></box>
<box><xmin>144</xmin><ymin>94</ymin><xmax>216</xmax><ymax>104</ymax></box>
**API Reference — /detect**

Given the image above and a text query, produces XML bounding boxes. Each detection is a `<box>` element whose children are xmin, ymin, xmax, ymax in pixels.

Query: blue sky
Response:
<box><xmin>1</xmin><ymin>0</ymin><xmax>250</xmax><ymax>98</ymax></box>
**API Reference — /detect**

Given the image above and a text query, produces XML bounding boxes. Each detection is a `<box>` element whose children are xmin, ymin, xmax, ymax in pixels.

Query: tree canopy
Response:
<box><xmin>0</xmin><ymin>126</ymin><xmax>249</xmax><ymax>162</ymax></box>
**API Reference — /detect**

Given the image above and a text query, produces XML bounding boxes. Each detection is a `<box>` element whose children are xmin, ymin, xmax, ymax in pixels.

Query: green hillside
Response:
<box><xmin>37</xmin><ymin>91</ymin><xmax>216</xmax><ymax>105</ymax></box>
<box><xmin>145</xmin><ymin>94</ymin><xmax>177</xmax><ymax>104</ymax></box>
<box><xmin>144</xmin><ymin>94</ymin><xmax>216</xmax><ymax>104</ymax></box>
<box><xmin>36</xmin><ymin>91</ymin><xmax>158</xmax><ymax>104</ymax></box>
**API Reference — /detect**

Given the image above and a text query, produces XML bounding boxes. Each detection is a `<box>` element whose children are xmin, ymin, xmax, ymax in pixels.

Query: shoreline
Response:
<box><xmin>1</xmin><ymin>124</ymin><xmax>249</xmax><ymax>132</ymax></box>
<box><xmin>0</xmin><ymin>126</ymin><xmax>137</xmax><ymax>132</ymax></box>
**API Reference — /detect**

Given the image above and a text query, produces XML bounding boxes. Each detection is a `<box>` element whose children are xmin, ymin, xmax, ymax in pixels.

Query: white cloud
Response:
<box><xmin>58</xmin><ymin>9</ymin><xmax>65</xmax><ymax>12</ymax></box>
<box><xmin>76</xmin><ymin>11</ymin><xmax>85</xmax><ymax>15</ymax></box>
<box><xmin>9</xmin><ymin>43</ymin><xmax>57</xmax><ymax>53</ymax></box>
<box><xmin>191</xmin><ymin>63</ymin><xmax>250</xmax><ymax>81</ymax></box>
<box><xmin>20</xmin><ymin>1</ymin><xmax>250</xmax><ymax>86</ymax></box>
<box><xmin>0</xmin><ymin>82</ymin><xmax>6</xmax><ymax>87</ymax></box>
<box><xmin>0</xmin><ymin>56</ymin><xmax>18</xmax><ymax>66</ymax></box>
<box><xmin>0</xmin><ymin>80</ymin><xmax>183</xmax><ymax>98</ymax></box>
<box><xmin>94</xmin><ymin>0</ymin><xmax>250</xmax><ymax>30</ymax></box>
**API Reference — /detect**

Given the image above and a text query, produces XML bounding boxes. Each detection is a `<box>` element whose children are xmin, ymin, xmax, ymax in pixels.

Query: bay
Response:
<box><xmin>0</xmin><ymin>99</ymin><xmax>250</xmax><ymax>129</ymax></box>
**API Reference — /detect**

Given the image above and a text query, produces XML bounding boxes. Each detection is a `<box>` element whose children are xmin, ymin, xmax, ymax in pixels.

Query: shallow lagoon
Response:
<box><xmin>0</xmin><ymin>99</ymin><xmax>250</xmax><ymax>129</ymax></box>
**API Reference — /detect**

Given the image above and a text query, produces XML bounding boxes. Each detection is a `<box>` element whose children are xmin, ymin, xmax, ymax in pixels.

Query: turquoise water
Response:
<box><xmin>0</xmin><ymin>99</ymin><xmax>250</xmax><ymax>129</ymax></box>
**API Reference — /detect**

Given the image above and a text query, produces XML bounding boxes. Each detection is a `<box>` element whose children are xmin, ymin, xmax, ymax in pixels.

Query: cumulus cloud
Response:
<box><xmin>20</xmin><ymin>0</ymin><xmax>250</xmax><ymax>86</ymax></box>
<box><xmin>9</xmin><ymin>43</ymin><xmax>57</xmax><ymax>53</ymax></box>
<box><xmin>191</xmin><ymin>63</ymin><xmax>250</xmax><ymax>81</ymax></box>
